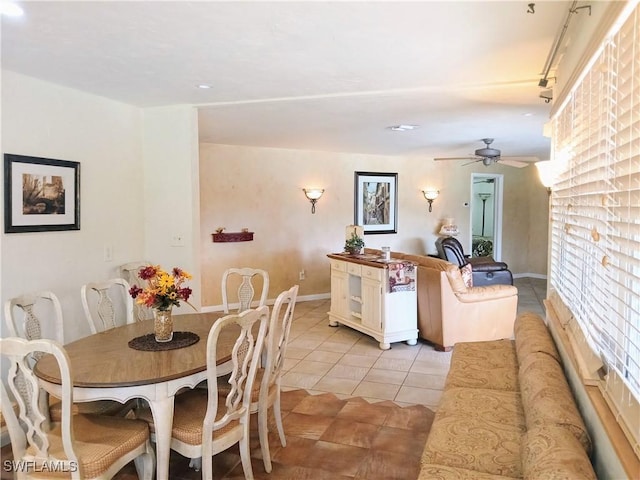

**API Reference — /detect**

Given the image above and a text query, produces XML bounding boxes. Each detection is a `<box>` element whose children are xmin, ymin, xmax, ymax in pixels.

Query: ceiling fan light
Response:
<box><xmin>482</xmin><ymin>157</ymin><xmax>492</xmax><ymax>166</ymax></box>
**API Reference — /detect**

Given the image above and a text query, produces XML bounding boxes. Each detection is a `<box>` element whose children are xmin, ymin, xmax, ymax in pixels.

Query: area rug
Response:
<box><xmin>108</xmin><ymin>388</ymin><xmax>435</xmax><ymax>480</ymax></box>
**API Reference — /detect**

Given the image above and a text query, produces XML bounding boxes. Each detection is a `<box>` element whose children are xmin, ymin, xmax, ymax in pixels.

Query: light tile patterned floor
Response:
<box><xmin>282</xmin><ymin>277</ymin><xmax>546</xmax><ymax>410</ymax></box>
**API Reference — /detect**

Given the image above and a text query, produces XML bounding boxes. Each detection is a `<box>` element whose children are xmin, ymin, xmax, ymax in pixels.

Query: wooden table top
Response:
<box><xmin>327</xmin><ymin>252</ymin><xmax>415</xmax><ymax>269</ymax></box>
<box><xmin>34</xmin><ymin>312</ymin><xmax>234</xmax><ymax>388</ymax></box>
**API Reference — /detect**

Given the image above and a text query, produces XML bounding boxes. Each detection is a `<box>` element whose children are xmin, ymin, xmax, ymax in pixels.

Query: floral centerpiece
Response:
<box><xmin>129</xmin><ymin>265</ymin><xmax>193</xmax><ymax>311</ymax></box>
<box><xmin>129</xmin><ymin>265</ymin><xmax>193</xmax><ymax>342</ymax></box>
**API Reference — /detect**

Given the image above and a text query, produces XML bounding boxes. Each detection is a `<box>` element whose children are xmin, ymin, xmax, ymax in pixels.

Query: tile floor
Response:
<box><xmin>280</xmin><ymin>276</ymin><xmax>546</xmax><ymax>410</ymax></box>
<box><xmin>1</xmin><ymin>389</ymin><xmax>434</xmax><ymax>480</ymax></box>
<box><xmin>0</xmin><ymin>277</ymin><xmax>545</xmax><ymax>479</ymax></box>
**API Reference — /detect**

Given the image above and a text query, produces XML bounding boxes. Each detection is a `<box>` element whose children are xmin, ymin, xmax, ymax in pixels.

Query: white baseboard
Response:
<box><xmin>200</xmin><ymin>292</ymin><xmax>331</xmax><ymax>313</ymax></box>
<box><xmin>513</xmin><ymin>273</ymin><xmax>548</xmax><ymax>279</ymax></box>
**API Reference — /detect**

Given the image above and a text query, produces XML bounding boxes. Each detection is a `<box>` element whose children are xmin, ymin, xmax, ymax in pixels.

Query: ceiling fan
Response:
<box><xmin>434</xmin><ymin>138</ymin><xmax>537</xmax><ymax>168</ymax></box>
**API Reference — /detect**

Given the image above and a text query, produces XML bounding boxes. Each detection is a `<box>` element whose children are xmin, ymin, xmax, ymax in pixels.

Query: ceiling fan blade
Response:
<box><xmin>500</xmin><ymin>156</ymin><xmax>539</xmax><ymax>162</ymax></box>
<box><xmin>433</xmin><ymin>156</ymin><xmax>476</xmax><ymax>161</ymax></box>
<box><xmin>499</xmin><ymin>159</ymin><xmax>530</xmax><ymax>168</ymax></box>
<box><xmin>462</xmin><ymin>159</ymin><xmax>482</xmax><ymax>167</ymax></box>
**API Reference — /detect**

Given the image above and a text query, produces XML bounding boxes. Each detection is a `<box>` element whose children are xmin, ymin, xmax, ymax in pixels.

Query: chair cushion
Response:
<box><xmin>137</xmin><ymin>388</ymin><xmax>240</xmax><ymax>445</ymax></box>
<box><xmin>27</xmin><ymin>414</ymin><xmax>149</xmax><ymax>479</ymax></box>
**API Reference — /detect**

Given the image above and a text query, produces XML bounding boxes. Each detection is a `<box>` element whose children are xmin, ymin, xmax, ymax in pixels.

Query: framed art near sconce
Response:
<box><xmin>4</xmin><ymin>154</ymin><xmax>80</xmax><ymax>233</ymax></box>
<box><xmin>354</xmin><ymin>171</ymin><xmax>398</xmax><ymax>234</ymax></box>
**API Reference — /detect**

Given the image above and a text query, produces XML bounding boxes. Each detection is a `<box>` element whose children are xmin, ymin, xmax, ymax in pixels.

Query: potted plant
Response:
<box><xmin>344</xmin><ymin>230</ymin><xmax>365</xmax><ymax>254</ymax></box>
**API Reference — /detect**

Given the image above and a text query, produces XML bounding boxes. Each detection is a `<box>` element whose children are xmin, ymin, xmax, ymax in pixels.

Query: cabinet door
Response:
<box><xmin>361</xmin><ymin>277</ymin><xmax>382</xmax><ymax>331</ymax></box>
<box><xmin>330</xmin><ymin>269</ymin><xmax>349</xmax><ymax>319</ymax></box>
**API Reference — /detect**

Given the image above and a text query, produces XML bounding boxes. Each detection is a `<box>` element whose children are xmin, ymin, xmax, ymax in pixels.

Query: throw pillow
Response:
<box><xmin>460</xmin><ymin>263</ymin><xmax>473</xmax><ymax>288</ymax></box>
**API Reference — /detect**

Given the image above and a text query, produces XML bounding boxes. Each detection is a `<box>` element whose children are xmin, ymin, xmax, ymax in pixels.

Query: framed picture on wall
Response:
<box><xmin>354</xmin><ymin>171</ymin><xmax>398</xmax><ymax>234</ymax></box>
<box><xmin>4</xmin><ymin>153</ymin><xmax>80</xmax><ymax>233</ymax></box>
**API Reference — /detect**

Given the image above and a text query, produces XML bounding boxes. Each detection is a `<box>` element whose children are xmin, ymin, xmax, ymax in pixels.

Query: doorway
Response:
<box><xmin>470</xmin><ymin>173</ymin><xmax>503</xmax><ymax>260</ymax></box>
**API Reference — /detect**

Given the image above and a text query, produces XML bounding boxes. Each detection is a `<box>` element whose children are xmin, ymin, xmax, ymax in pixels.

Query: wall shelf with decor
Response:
<box><xmin>212</xmin><ymin>232</ymin><xmax>254</xmax><ymax>243</ymax></box>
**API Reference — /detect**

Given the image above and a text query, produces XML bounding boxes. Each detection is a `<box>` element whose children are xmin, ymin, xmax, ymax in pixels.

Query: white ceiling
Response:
<box><xmin>1</xmin><ymin>1</ymin><xmax>572</xmax><ymax>160</ymax></box>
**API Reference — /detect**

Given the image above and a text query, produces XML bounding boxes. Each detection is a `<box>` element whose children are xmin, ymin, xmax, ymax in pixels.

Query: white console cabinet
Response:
<box><xmin>327</xmin><ymin>254</ymin><xmax>418</xmax><ymax>350</ymax></box>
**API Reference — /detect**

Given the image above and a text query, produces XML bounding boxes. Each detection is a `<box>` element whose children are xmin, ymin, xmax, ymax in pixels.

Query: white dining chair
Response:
<box><xmin>1</xmin><ymin>336</ymin><xmax>156</xmax><ymax>480</ymax></box>
<box><xmin>81</xmin><ymin>278</ymin><xmax>135</xmax><ymax>334</ymax></box>
<box><xmin>137</xmin><ymin>306</ymin><xmax>269</xmax><ymax>480</ymax></box>
<box><xmin>221</xmin><ymin>267</ymin><xmax>269</xmax><ymax>313</ymax></box>
<box><xmin>119</xmin><ymin>261</ymin><xmax>152</xmax><ymax>322</ymax></box>
<box><xmin>219</xmin><ymin>284</ymin><xmax>299</xmax><ymax>472</ymax></box>
<box><xmin>4</xmin><ymin>290</ymin><xmax>65</xmax><ymax>344</ymax></box>
<box><xmin>4</xmin><ymin>291</ymin><xmax>133</xmax><ymax>421</ymax></box>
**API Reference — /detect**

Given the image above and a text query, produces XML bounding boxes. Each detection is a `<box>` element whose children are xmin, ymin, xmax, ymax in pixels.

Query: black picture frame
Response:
<box><xmin>354</xmin><ymin>171</ymin><xmax>398</xmax><ymax>235</ymax></box>
<box><xmin>4</xmin><ymin>153</ymin><xmax>80</xmax><ymax>233</ymax></box>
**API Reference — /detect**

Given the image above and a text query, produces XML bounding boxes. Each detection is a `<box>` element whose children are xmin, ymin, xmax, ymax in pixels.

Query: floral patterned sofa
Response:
<box><xmin>420</xmin><ymin>312</ymin><xmax>597</xmax><ymax>479</ymax></box>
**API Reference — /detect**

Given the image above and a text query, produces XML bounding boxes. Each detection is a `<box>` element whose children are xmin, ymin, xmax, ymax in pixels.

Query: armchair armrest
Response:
<box><xmin>455</xmin><ymin>284</ymin><xmax>518</xmax><ymax>303</ymax></box>
<box><xmin>468</xmin><ymin>257</ymin><xmax>509</xmax><ymax>272</ymax></box>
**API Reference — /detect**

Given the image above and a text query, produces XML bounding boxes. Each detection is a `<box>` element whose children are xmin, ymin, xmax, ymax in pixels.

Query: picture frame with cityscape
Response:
<box><xmin>354</xmin><ymin>171</ymin><xmax>398</xmax><ymax>234</ymax></box>
<box><xmin>4</xmin><ymin>153</ymin><xmax>80</xmax><ymax>233</ymax></box>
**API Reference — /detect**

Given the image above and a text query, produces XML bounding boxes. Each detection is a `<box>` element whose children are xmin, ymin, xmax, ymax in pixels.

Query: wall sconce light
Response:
<box><xmin>422</xmin><ymin>190</ymin><xmax>439</xmax><ymax>212</ymax></box>
<box><xmin>303</xmin><ymin>188</ymin><xmax>324</xmax><ymax>214</ymax></box>
<box><xmin>535</xmin><ymin>161</ymin><xmax>556</xmax><ymax>195</ymax></box>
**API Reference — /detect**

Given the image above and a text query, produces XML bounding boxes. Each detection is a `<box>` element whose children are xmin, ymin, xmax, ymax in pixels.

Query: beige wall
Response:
<box><xmin>199</xmin><ymin>143</ymin><xmax>549</xmax><ymax>308</ymax></box>
<box><xmin>1</xmin><ymin>71</ymin><xmax>146</xmax><ymax>342</ymax></box>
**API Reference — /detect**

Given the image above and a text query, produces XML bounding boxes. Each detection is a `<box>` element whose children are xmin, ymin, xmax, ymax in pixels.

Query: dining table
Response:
<box><xmin>34</xmin><ymin>311</ymin><xmax>236</xmax><ymax>480</ymax></box>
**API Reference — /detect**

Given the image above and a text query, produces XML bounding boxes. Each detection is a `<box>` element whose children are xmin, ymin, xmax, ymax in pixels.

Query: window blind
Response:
<box><xmin>549</xmin><ymin>2</ymin><xmax>639</xmax><ymax>454</ymax></box>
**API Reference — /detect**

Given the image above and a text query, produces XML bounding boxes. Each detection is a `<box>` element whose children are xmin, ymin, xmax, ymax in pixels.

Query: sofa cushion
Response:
<box><xmin>514</xmin><ymin>312</ymin><xmax>561</xmax><ymax>363</ymax></box>
<box><xmin>422</xmin><ymin>388</ymin><xmax>524</xmax><ymax>478</ymax></box>
<box><xmin>422</xmin><ymin>413</ymin><xmax>523</xmax><ymax>478</ymax></box>
<box><xmin>419</xmin><ymin>464</ymin><xmax>516</xmax><ymax>480</ymax></box>
<box><xmin>445</xmin><ymin>340</ymin><xmax>518</xmax><ymax>391</ymax></box>
<box><xmin>436</xmin><ymin>387</ymin><xmax>525</xmax><ymax>430</ymax></box>
<box><xmin>519</xmin><ymin>354</ymin><xmax>592</xmax><ymax>454</ymax></box>
<box><xmin>521</xmin><ymin>425</ymin><xmax>597</xmax><ymax>479</ymax></box>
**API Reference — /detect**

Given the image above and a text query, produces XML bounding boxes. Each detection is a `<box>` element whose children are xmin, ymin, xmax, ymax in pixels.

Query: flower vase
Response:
<box><xmin>153</xmin><ymin>308</ymin><xmax>174</xmax><ymax>342</ymax></box>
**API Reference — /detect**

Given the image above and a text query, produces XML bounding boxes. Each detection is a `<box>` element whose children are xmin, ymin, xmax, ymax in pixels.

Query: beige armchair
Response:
<box><xmin>400</xmin><ymin>254</ymin><xmax>518</xmax><ymax>350</ymax></box>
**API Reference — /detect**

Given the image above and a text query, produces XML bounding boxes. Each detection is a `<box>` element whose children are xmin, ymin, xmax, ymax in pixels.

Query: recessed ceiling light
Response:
<box><xmin>523</xmin><ymin>112</ymin><xmax>534</xmax><ymax>117</ymax></box>
<box><xmin>197</xmin><ymin>84</ymin><xmax>212</xmax><ymax>89</ymax></box>
<box><xmin>0</xmin><ymin>2</ymin><xmax>24</xmax><ymax>17</ymax></box>
<box><xmin>388</xmin><ymin>124</ymin><xmax>419</xmax><ymax>131</ymax></box>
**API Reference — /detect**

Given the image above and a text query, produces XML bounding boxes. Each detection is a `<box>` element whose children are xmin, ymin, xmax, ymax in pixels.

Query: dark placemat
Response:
<box><xmin>128</xmin><ymin>331</ymin><xmax>200</xmax><ymax>351</ymax></box>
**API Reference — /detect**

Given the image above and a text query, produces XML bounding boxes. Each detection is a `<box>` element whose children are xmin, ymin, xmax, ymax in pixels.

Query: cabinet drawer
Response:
<box><xmin>347</xmin><ymin>263</ymin><xmax>362</xmax><ymax>276</ymax></box>
<box><xmin>362</xmin><ymin>266</ymin><xmax>383</xmax><ymax>281</ymax></box>
<box><xmin>330</xmin><ymin>259</ymin><xmax>346</xmax><ymax>272</ymax></box>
